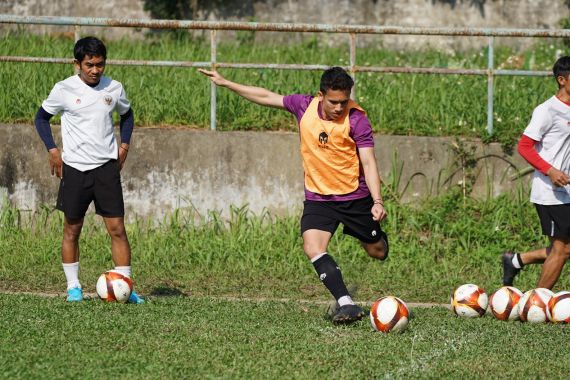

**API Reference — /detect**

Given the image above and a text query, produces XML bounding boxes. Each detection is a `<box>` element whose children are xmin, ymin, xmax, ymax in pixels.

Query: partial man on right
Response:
<box><xmin>502</xmin><ymin>56</ymin><xmax>570</xmax><ymax>289</ymax></box>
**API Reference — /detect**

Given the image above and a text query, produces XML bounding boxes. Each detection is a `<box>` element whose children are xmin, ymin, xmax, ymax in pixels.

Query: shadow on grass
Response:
<box><xmin>149</xmin><ymin>285</ymin><xmax>188</xmax><ymax>297</ymax></box>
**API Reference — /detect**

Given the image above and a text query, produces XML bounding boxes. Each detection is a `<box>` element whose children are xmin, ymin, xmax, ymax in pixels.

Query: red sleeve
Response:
<box><xmin>517</xmin><ymin>135</ymin><xmax>552</xmax><ymax>175</ymax></box>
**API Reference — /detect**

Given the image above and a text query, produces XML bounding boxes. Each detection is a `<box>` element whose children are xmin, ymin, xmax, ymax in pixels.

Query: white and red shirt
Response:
<box><xmin>42</xmin><ymin>75</ymin><xmax>131</xmax><ymax>172</ymax></box>
<box><xmin>522</xmin><ymin>95</ymin><xmax>570</xmax><ymax>205</ymax></box>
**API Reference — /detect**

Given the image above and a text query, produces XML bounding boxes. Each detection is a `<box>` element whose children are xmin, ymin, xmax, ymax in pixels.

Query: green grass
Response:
<box><xmin>1</xmin><ymin>294</ymin><xmax>569</xmax><ymax>379</ymax></box>
<box><xmin>0</xmin><ymin>32</ymin><xmax>565</xmax><ymax>145</ymax></box>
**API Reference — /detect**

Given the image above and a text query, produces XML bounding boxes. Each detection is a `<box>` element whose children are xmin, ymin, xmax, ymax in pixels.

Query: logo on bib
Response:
<box><xmin>318</xmin><ymin>131</ymin><xmax>329</xmax><ymax>148</ymax></box>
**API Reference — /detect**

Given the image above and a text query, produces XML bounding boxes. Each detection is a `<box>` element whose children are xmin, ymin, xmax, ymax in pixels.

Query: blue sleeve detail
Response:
<box><xmin>119</xmin><ymin>108</ymin><xmax>134</xmax><ymax>144</ymax></box>
<box><xmin>34</xmin><ymin>106</ymin><xmax>56</xmax><ymax>150</ymax></box>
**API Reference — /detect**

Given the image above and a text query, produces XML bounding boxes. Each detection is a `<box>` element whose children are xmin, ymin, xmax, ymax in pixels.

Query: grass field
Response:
<box><xmin>2</xmin><ymin>191</ymin><xmax>570</xmax><ymax>378</ymax></box>
<box><xmin>1</xmin><ymin>294</ymin><xmax>570</xmax><ymax>379</ymax></box>
<box><xmin>0</xmin><ymin>32</ymin><xmax>565</xmax><ymax>146</ymax></box>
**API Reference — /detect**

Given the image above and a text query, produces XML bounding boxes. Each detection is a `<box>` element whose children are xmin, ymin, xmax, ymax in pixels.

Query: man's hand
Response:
<box><xmin>372</xmin><ymin>203</ymin><xmax>387</xmax><ymax>222</ymax></box>
<box><xmin>118</xmin><ymin>144</ymin><xmax>129</xmax><ymax>171</ymax></box>
<box><xmin>547</xmin><ymin>167</ymin><xmax>570</xmax><ymax>187</ymax></box>
<box><xmin>48</xmin><ymin>148</ymin><xmax>63</xmax><ymax>178</ymax></box>
<box><xmin>198</xmin><ymin>69</ymin><xmax>228</xmax><ymax>87</ymax></box>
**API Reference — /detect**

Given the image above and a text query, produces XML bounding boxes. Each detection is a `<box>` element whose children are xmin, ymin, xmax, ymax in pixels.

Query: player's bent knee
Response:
<box><xmin>303</xmin><ymin>242</ymin><xmax>327</xmax><ymax>258</ymax></box>
<box><xmin>365</xmin><ymin>241</ymin><xmax>388</xmax><ymax>261</ymax></box>
<box><xmin>368</xmin><ymin>249</ymin><xmax>388</xmax><ymax>261</ymax></box>
<box><xmin>362</xmin><ymin>238</ymin><xmax>389</xmax><ymax>261</ymax></box>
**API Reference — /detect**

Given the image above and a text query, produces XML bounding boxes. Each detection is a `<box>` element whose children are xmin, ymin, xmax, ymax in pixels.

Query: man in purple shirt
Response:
<box><xmin>200</xmin><ymin>67</ymin><xmax>388</xmax><ymax>324</ymax></box>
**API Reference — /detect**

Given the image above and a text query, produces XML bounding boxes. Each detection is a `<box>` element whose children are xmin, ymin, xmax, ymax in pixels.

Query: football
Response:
<box><xmin>96</xmin><ymin>270</ymin><xmax>133</xmax><ymax>303</ymax></box>
<box><xmin>489</xmin><ymin>286</ymin><xmax>523</xmax><ymax>321</ymax></box>
<box><xmin>518</xmin><ymin>288</ymin><xmax>554</xmax><ymax>323</ymax></box>
<box><xmin>451</xmin><ymin>284</ymin><xmax>488</xmax><ymax>317</ymax></box>
<box><xmin>546</xmin><ymin>291</ymin><xmax>570</xmax><ymax>323</ymax></box>
<box><xmin>369</xmin><ymin>296</ymin><xmax>410</xmax><ymax>333</ymax></box>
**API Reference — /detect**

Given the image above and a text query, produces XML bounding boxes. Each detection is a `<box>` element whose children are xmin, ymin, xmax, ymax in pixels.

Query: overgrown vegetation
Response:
<box><xmin>0</xmin><ymin>32</ymin><xmax>565</xmax><ymax>146</ymax></box>
<box><xmin>1</xmin><ymin>185</ymin><xmax>566</xmax><ymax>301</ymax></box>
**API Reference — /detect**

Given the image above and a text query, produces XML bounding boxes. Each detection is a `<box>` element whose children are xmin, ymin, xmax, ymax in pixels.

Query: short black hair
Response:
<box><xmin>74</xmin><ymin>36</ymin><xmax>107</xmax><ymax>62</ymax></box>
<box><xmin>553</xmin><ymin>56</ymin><xmax>570</xmax><ymax>87</ymax></box>
<box><xmin>320</xmin><ymin>67</ymin><xmax>354</xmax><ymax>94</ymax></box>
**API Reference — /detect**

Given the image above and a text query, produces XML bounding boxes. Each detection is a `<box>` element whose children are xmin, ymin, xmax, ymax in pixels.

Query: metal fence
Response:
<box><xmin>1</xmin><ymin>14</ymin><xmax>568</xmax><ymax>133</ymax></box>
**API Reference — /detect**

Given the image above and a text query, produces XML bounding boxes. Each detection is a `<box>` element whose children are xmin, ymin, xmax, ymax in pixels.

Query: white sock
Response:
<box><xmin>310</xmin><ymin>252</ymin><xmax>327</xmax><ymax>263</ymax></box>
<box><xmin>113</xmin><ymin>266</ymin><xmax>132</xmax><ymax>278</ymax></box>
<box><xmin>62</xmin><ymin>262</ymin><xmax>81</xmax><ymax>290</ymax></box>
<box><xmin>512</xmin><ymin>254</ymin><xmax>522</xmax><ymax>269</ymax></box>
<box><xmin>337</xmin><ymin>295</ymin><xmax>355</xmax><ymax>307</ymax></box>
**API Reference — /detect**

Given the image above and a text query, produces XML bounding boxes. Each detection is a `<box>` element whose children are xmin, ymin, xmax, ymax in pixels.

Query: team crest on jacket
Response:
<box><xmin>75</xmin><ymin>98</ymin><xmax>81</xmax><ymax>104</ymax></box>
<box><xmin>104</xmin><ymin>95</ymin><xmax>112</xmax><ymax>105</ymax></box>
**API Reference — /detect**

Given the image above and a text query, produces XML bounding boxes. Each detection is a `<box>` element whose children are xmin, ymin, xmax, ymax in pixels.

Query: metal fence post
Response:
<box><xmin>349</xmin><ymin>33</ymin><xmax>357</xmax><ymax>100</ymax></box>
<box><xmin>73</xmin><ymin>25</ymin><xmax>81</xmax><ymax>75</ymax></box>
<box><xmin>210</xmin><ymin>30</ymin><xmax>217</xmax><ymax>131</ymax></box>
<box><xmin>487</xmin><ymin>36</ymin><xmax>494</xmax><ymax>135</ymax></box>
<box><xmin>74</xmin><ymin>25</ymin><xmax>81</xmax><ymax>42</ymax></box>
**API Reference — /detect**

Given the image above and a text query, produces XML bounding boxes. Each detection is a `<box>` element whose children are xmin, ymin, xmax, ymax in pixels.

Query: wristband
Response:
<box><xmin>373</xmin><ymin>199</ymin><xmax>384</xmax><ymax>206</ymax></box>
<box><xmin>120</xmin><ymin>144</ymin><xmax>129</xmax><ymax>152</ymax></box>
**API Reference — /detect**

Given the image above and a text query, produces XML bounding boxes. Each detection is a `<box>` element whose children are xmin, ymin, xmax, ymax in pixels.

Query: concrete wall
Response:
<box><xmin>0</xmin><ymin>123</ymin><xmax>530</xmax><ymax>220</ymax></box>
<box><xmin>1</xmin><ymin>0</ymin><xmax>569</xmax><ymax>50</ymax></box>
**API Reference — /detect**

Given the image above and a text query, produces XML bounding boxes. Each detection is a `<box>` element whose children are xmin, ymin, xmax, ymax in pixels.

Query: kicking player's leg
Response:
<box><xmin>301</xmin><ymin>200</ymin><xmax>364</xmax><ymax>323</ymax></box>
<box><xmin>537</xmin><ymin>237</ymin><xmax>570</xmax><ymax>289</ymax></box>
<box><xmin>338</xmin><ymin>197</ymin><xmax>388</xmax><ymax>260</ymax></box>
<box><xmin>501</xmin><ymin>247</ymin><xmax>548</xmax><ymax>286</ymax></box>
<box><xmin>303</xmin><ymin>229</ymin><xmax>364</xmax><ymax>323</ymax></box>
<box><xmin>501</xmin><ymin>204</ymin><xmax>570</xmax><ymax>286</ymax></box>
<box><xmin>361</xmin><ymin>231</ymin><xmax>388</xmax><ymax>260</ymax></box>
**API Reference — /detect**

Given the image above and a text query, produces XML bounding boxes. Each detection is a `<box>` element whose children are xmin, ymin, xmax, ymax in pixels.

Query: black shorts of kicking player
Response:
<box><xmin>56</xmin><ymin>160</ymin><xmax>125</xmax><ymax>220</ymax></box>
<box><xmin>535</xmin><ymin>203</ymin><xmax>570</xmax><ymax>238</ymax></box>
<box><xmin>300</xmin><ymin>195</ymin><xmax>387</xmax><ymax>245</ymax></box>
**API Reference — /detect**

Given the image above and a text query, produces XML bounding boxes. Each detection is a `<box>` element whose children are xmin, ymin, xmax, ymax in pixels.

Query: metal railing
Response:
<box><xmin>1</xmin><ymin>14</ymin><xmax>567</xmax><ymax>133</ymax></box>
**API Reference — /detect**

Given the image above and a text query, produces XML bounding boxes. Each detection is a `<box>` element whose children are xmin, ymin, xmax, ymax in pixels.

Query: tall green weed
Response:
<box><xmin>0</xmin><ymin>32</ymin><xmax>564</xmax><ymax>145</ymax></box>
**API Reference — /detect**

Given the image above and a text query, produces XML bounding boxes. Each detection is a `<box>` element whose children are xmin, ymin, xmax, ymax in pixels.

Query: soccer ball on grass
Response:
<box><xmin>96</xmin><ymin>271</ymin><xmax>133</xmax><ymax>303</ymax></box>
<box><xmin>369</xmin><ymin>296</ymin><xmax>410</xmax><ymax>333</ymax></box>
<box><xmin>489</xmin><ymin>286</ymin><xmax>523</xmax><ymax>321</ymax></box>
<box><xmin>451</xmin><ymin>284</ymin><xmax>488</xmax><ymax>318</ymax></box>
<box><xmin>546</xmin><ymin>291</ymin><xmax>570</xmax><ymax>323</ymax></box>
<box><xmin>518</xmin><ymin>288</ymin><xmax>553</xmax><ymax>323</ymax></box>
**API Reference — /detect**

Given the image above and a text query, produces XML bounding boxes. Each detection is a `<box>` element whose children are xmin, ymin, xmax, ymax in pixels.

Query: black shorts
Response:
<box><xmin>301</xmin><ymin>196</ymin><xmax>386</xmax><ymax>244</ymax></box>
<box><xmin>535</xmin><ymin>203</ymin><xmax>570</xmax><ymax>238</ymax></box>
<box><xmin>56</xmin><ymin>160</ymin><xmax>125</xmax><ymax>219</ymax></box>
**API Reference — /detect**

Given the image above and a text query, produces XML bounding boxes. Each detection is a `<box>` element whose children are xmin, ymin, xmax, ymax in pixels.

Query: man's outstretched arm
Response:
<box><xmin>199</xmin><ymin>69</ymin><xmax>286</xmax><ymax>110</ymax></box>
